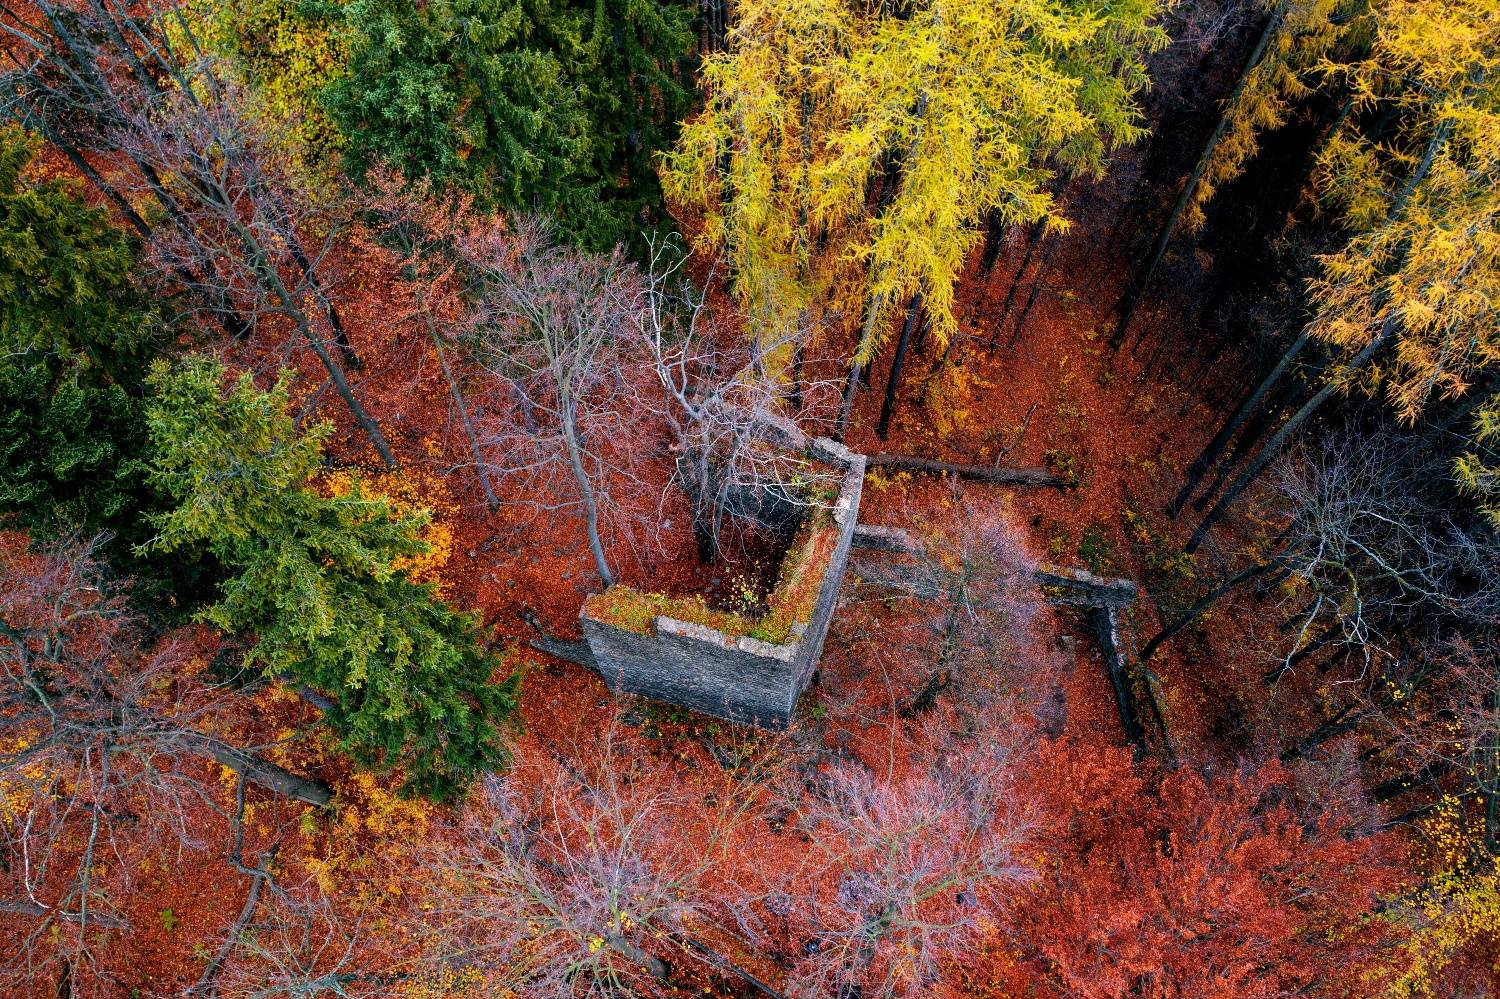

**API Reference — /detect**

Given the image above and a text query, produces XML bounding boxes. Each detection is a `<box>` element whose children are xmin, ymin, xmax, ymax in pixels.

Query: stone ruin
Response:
<box><xmin>571</xmin><ymin>427</ymin><xmax>864</xmax><ymax>729</ymax></box>
<box><xmin>530</xmin><ymin>420</ymin><xmax>1158</xmax><ymax>739</ymax></box>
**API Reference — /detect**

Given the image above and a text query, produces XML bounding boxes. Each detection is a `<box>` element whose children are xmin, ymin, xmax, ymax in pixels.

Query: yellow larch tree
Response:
<box><xmin>1189</xmin><ymin>0</ymin><xmax>1500</xmax><ymax>550</ymax></box>
<box><xmin>661</xmin><ymin>0</ymin><xmax>868</xmax><ymax>347</ymax></box>
<box><xmin>663</xmin><ymin>0</ymin><xmax>1168</xmax><ymax>407</ymax></box>
<box><xmin>835</xmin><ymin>0</ymin><xmax>1166</xmax><ymax>364</ymax></box>
<box><xmin>1184</xmin><ymin>0</ymin><xmax>1361</xmax><ymax>233</ymax></box>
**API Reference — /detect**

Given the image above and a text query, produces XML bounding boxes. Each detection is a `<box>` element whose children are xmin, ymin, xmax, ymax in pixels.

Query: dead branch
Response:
<box><xmin>865</xmin><ymin>454</ymin><xmax>1062</xmax><ymax>486</ymax></box>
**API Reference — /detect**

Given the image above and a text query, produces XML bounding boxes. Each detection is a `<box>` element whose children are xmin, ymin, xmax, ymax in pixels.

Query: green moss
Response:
<box><xmin>582</xmin><ymin>588</ymin><xmax>752</xmax><ymax>637</ymax></box>
<box><xmin>584</xmin><ymin>510</ymin><xmax>840</xmax><ymax>647</ymax></box>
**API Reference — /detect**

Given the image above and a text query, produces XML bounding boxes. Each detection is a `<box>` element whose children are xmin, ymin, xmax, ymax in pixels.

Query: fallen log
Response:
<box><xmin>865</xmin><ymin>453</ymin><xmax>1063</xmax><ymax>487</ymax></box>
<box><xmin>184</xmin><ymin>733</ymin><xmax>333</xmax><ymax>808</ymax></box>
<box><xmin>0</xmin><ymin>899</ymin><xmax>130</xmax><ymax>930</ymax></box>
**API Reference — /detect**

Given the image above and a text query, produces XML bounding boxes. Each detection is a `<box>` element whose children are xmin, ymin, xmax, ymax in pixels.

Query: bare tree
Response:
<box><xmin>636</xmin><ymin>235</ymin><xmax>841</xmax><ymax>561</ymax></box>
<box><xmin>846</xmin><ymin>501</ymin><xmax>1062</xmax><ymax>726</ymax></box>
<box><xmin>768</xmin><ymin>731</ymin><xmax>1034</xmax><ymax>999</ymax></box>
<box><xmin>0</xmin><ymin>535</ymin><xmax>330</xmax><ymax>997</ymax></box>
<box><xmin>457</xmin><ymin>218</ymin><xmax>657</xmax><ymax>587</ymax></box>
<box><xmin>212</xmin><ymin>875</ymin><xmax>396</xmax><ymax>999</ymax></box>
<box><xmin>0</xmin><ymin>0</ymin><xmax>396</xmax><ymax>468</ymax></box>
<box><xmin>1260</xmin><ymin>432</ymin><xmax>1496</xmax><ymax>684</ymax></box>
<box><xmin>414</xmin><ymin>723</ymin><xmax>763</xmax><ymax>997</ymax></box>
<box><xmin>1143</xmin><ymin>430</ymin><xmax>1500</xmax><ymax>674</ymax></box>
<box><xmin>359</xmin><ymin>173</ymin><xmax>503</xmax><ymax>509</ymax></box>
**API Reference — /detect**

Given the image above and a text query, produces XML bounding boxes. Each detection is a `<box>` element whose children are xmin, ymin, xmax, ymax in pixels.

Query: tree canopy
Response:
<box><xmin>142</xmin><ymin>357</ymin><xmax>519</xmax><ymax>801</ymax></box>
<box><xmin>664</xmin><ymin>0</ymin><xmax>1167</xmax><ymax>358</ymax></box>
<box><xmin>320</xmin><ymin>0</ymin><xmax>693</xmax><ymax>251</ymax></box>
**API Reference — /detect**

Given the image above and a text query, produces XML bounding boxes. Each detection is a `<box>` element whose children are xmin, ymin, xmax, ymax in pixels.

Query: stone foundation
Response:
<box><xmin>579</xmin><ymin>435</ymin><xmax>864</xmax><ymax>729</ymax></box>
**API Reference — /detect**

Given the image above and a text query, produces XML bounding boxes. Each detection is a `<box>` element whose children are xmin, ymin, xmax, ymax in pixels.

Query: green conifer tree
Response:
<box><xmin>143</xmin><ymin>357</ymin><xmax>520</xmax><ymax>801</ymax></box>
<box><xmin>319</xmin><ymin>0</ymin><xmax>692</xmax><ymax>250</ymax></box>
<box><xmin>0</xmin><ymin>127</ymin><xmax>163</xmax><ymax>559</ymax></box>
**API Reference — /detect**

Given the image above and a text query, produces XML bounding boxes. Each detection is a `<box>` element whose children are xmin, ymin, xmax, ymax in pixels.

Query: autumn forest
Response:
<box><xmin>1</xmin><ymin>0</ymin><xmax>1498</xmax><ymax>995</ymax></box>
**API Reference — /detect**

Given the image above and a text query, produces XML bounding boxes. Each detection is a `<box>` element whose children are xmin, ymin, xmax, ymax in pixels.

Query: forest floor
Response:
<box><xmin>99</xmin><ymin>197</ymin><xmax>1296</xmax><ymax>995</ymax></box>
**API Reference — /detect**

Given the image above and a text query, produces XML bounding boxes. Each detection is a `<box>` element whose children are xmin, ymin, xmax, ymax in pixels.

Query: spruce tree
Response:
<box><xmin>0</xmin><ymin>127</ymin><xmax>164</xmax><ymax>561</ymax></box>
<box><xmin>319</xmin><ymin>0</ymin><xmax>692</xmax><ymax>251</ymax></box>
<box><xmin>143</xmin><ymin>357</ymin><xmax>520</xmax><ymax>801</ymax></box>
<box><xmin>0</xmin><ymin>127</ymin><xmax>159</xmax><ymax>380</ymax></box>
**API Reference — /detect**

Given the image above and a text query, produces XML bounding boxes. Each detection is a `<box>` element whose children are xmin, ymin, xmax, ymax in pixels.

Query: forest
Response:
<box><xmin>0</xmin><ymin>0</ymin><xmax>1497</xmax><ymax>995</ymax></box>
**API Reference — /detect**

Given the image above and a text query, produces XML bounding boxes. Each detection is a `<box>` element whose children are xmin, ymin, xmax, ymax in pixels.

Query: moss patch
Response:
<box><xmin>584</xmin><ymin>508</ymin><xmax>840</xmax><ymax>647</ymax></box>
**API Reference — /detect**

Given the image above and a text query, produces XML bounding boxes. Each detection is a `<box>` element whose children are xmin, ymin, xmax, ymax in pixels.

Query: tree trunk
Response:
<box><xmin>1187</xmin><ymin>328</ymin><xmax>1391</xmax><ymax>554</ymax></box>
<box><xmin>422</xmin><ymin>307</ymin><xmax>499</xmax><ymax>509</ymax></box>
<box><xmin>1008</xmin><ymin>236</ymin><xmax>1059</xmax><ymax>348</ymax></box>
<box><xmin>1170</xmin><ymin>329</ymin><xmax>1312</xmax><ymax>516</ymax></box>
<box><xmin>877</xmin><ymin>290</ymin><xmax>923</xmax><ymax>439</ymax></box>
<box><xmin>978</xmin><ymin>209</ymin><xmax>1006</xmax><ymax>276</ymax></box>
<box><xmin>238</xmin><ymin>222</ymin><xmax>398</xmax><ymax>470</ymax></box>
<box><xmin>988</xmin><ymin>220</ymin><xmax>1046</xmax><ymax>349</ymax></box>
<box><xmin>561</xmin><ymin>406</ymin><xmax>613</xmax><ymax>587</ymax></box>
<box><xmin>1185</xmin><ymin>98</ymin><xmax>1463</xmax><ymax>535</ymax></box>
<box><xmin>184</xmin><ymin>734</ymin><xmax>332</xmax><ymax>807</ymax></box>
<box><xmin>1137</xmin><ymin>559</ymin><xmax>1279</xmax><ymax>663</ymax></box>
<box><xmin>836</xmin><ymin>361</ymin><xmax>863</xmax><ymax>442</ymax></box>
<box><xmin>0</xmin><ymin>899</ymin><xmax>129</xmax><ymax>930</ymax></box>
<box><xmin>1110</xmin><ymin>0</ymin><xmax>1290</xmax><ymax>350</ymax></box>
<box><xmin>838</xmin><ymin>288</ymin><xmax>886</xmax><ymax>440</ymax></box>
<box><xmin>865</xmin><ymin>453</ymin><xmax>1062</xmax><ymax>486</ymax></box>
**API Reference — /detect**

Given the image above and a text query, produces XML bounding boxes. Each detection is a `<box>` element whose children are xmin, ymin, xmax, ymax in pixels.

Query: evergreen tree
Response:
<box><xmin>320</xmin><ymin>0</ymin><xmax>692</xmax><ymax>251</ymax></box>
<box><xmin>142</xmin><ymin>357</ymin><xmax>520</xmax><ymax>801</ymax></box>
<box><xmin>0</xmin><ymin>127</ymin><xmax>159</xmax><ymax>379</ymax></box>
<box><xmin>0</xmin><ymin>127</ymin><xmax>165</xmax><ymax>562</ymax></box>
<box><xmin>0</xmin><ymin>353</ymin><xmax>148</xmax><ymax>543</ymax></box>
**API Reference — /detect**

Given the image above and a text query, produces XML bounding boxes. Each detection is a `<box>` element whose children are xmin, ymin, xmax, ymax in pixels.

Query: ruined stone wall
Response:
<box><xmin>580</xmin><ymin>437</ymin><xmax>864</xmax><ymax>729</ymax></box>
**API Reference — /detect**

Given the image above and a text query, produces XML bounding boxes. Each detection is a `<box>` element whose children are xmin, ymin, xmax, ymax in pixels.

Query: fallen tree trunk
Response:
<box><xmin>865</xmin><ymin>453</ymin><xmax>1063</xmax><ymax>487</ymax></box>
<box><xmin>184</xmin><ymin>734</ymin><xmax>333</xmax><ymax>807</ymax></box>
<box><xmin>0</xmin><ymin>899</ymin><xmax>130</xmax><ymax>930</ymax></box>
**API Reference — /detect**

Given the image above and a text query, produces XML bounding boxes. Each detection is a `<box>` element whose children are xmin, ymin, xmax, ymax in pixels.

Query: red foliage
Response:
<box><xmin>993</xmin><ymin>739</ymin><xmax>1403</xmax><ymax>999</ymax></box>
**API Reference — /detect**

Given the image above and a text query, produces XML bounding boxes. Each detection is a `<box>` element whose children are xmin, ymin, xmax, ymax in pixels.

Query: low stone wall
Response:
<box><xmin>580</xmin><ymin>436</ymin><xmax>865</xmax><ymax>729</ymax></box>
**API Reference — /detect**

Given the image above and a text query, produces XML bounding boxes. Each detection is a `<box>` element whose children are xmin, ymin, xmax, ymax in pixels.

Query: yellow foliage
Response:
<box><xmin>319</xmin><ymin>468</ymin><xmax>457</xmax><ymax>595</ymax></box>
<box><xmin>1386</xmin><ymin>796</ymin><xmax>1500</xmax><ymax>996</ymax></box>
<box><xmin>921</xmin><ymin>360</ymin><xmax>988</xmax><ymax>439</ymax></box>
<box><xmin>1306</xmin><ymin>0</ymin><xmax>1500</xmax><ymax>422</ymax></box>
<box><xmin>178</xmin><ymin>0</ymin><xmax>348</xmax><ymax>172</ymax></box>
<box><xmin>299</xmin><ymin>752</ymin><xmax>434</xmax><ymax>900</ymax></box>
<box><xmin>1187</xmin><ymin>0</ymin><xmax>1357</xmax><ymax>232</ymax></box>
<box><xmin>664</xmin><ymin>0</ymin><xmax>1167</xmax><ymax>362</ymax></box>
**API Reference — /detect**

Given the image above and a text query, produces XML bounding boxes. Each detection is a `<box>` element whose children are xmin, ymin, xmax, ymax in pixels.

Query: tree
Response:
<box><xmin>178</xmin><ymin>0</ymin><xmax>351</xmax><ymax>171</ymax></box>
<box><xmin>457</xmin><ymin>218</ymin><xmax>652</xmax><ymax>587</ymax></box>
<box><xmin>0</xmin><ymin>125</ymin><xmax>159</xmax><ymax>378</ymax></box>
<box><xmin>0</xmin><ymin>353</ymin><xmax>149</xmax><ymax>547</ymax></box>
<box><xmin>1148</xmin><ymin>430</ymin><xmax>1494</xmax><ymax>672</ymax></box>
<box><xmin>359</xmin><ymin>172</ymin><xmax>504</xmax><ymax>510</ymax></box>
<box><xmin>1110</xmin><ymin>0</ymin><xmax>1356</xmax><ymax>347</ymax></box>
<box><xmin>416</xmin><ymin>726</ymin><xmax>757</xmax><ymax>997</ymax></box>
<box><xmin>636</xmin><ymin>235</ymin><xmax>839</xmax><ymax>560</ymax></box>
<box><xmin>1187</xmin><ymin>0</ymin><xmax>1500</xmax><ymax>551</ymax></box>
<box><xmin>0</xmin><ymin>126</ymin><xmax>176</xmax><ymax>580</ymax></box>
<box><xmin>661</xmin><ymin>0</ymin><xmax>865</xmax><ymax>347</ymax></box>
<box><xmin>770</xmin><ymin>733</ymin><xmax>1033</xmax><ymax>999</ymax></box>
<box><xmin>843</xmin><ymin>500</ymin><xmax>1062</xmax><ymax>724</ymax></box>
<box><xmin>0</xmin><ymin>0</ymin><xmax>398</xmax><ymax>468</ymax></box>
<box><xmin>1012</xmin><ymin>744</ymin><xmax>1398</xmax><ymax>999</ymax></box>
<box><xmin>321</xmin><ymin>0</ymin><xmax>694</xmax><ymax>251</ymax></box>
<box><xmin>0</xmin><ymin>534</ymin><xmax>331</xmax><ymax>997</ymax></box>
<box><xmin>142</xmin><ymin>356</ymin><xmax>519</xmax><ymax>801</ymax></box>
<box><xmin>665</xmin><ymin>0</ymin><xmax>1166</xmax><ymax>434</ymax></box>
<box><xmin>1457</xmin><ymin>392</ymin><xmax>1500</xmax><ymax>530</ymax></box>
